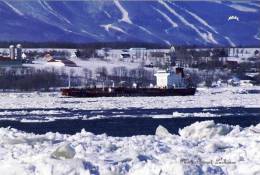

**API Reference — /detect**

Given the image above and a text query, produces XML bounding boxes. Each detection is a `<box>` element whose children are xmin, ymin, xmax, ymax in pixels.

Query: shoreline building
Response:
<box><xmin>16</xmin><ymin>44</ymin><xmax>22</xmax><ymax>60</ymax></box>
<box><xmin>0</xmin><ymin>44</ymin><xmax>24</xmax><ymax>67</ymax></box>
<box><xmin>9</xmin><ymin>45</ymin><xmax>15</xmax><ymax>60</ymax></box>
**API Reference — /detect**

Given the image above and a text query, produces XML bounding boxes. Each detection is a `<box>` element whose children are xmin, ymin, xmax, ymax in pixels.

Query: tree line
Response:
<box><xmin>0</xmin><ymin>68</ymin><xmax>68</xmax><ymax>91</ymax></box>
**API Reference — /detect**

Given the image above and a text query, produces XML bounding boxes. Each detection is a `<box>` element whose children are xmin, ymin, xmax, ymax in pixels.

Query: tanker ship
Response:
<box><xmin>61</xmin><ymin>67</ymin><xmax>196</xmax><ymax>97</ymax></box>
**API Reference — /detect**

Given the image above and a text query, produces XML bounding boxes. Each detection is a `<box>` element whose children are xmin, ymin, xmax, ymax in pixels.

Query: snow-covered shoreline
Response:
<box><xmin>0</xmin><ymin>121</ymin><xmax>260</xmax><ymax>175</ymax></box>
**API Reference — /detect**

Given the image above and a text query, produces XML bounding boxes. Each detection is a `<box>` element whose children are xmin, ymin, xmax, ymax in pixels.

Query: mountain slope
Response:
<box><xmin>0</xmin><ymin>0</ymin><xmax>259</xmax><ymax>46</ymax></box>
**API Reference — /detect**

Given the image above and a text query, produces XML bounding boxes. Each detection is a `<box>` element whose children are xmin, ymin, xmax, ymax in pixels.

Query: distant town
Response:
<box><xmin>0</xmin><ymin>43</ymin><xmax>259</xmax><ymax>91</ymax></box>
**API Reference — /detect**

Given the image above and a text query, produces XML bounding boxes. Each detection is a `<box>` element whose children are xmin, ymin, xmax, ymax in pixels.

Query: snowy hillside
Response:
<box><xmin>0</xmin><ymin>1</ymin><xmax>259</xmax><ymax>46</ymax></box>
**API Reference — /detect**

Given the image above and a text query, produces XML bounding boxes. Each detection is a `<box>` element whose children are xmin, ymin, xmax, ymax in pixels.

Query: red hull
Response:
<box><xmin>61</xmin><ymin>87</ymin><xmax>196</xmax><ymax>97</ymax></box>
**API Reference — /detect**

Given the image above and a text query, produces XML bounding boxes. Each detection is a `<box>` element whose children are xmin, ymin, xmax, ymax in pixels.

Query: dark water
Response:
<box><xmin>0</xmin><ymin>107</ymin><xmax>259</xmax><ymax>136</ymax></box>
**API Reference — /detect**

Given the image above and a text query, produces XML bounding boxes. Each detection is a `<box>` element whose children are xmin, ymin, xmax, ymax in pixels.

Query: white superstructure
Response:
<box><xmin>154</xmin><ymin>68</ymin><xmax>185</xmax><ymax>88</ymax></box>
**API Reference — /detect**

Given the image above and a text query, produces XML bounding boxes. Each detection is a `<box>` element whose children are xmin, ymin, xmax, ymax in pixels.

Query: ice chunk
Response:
<box><xmin>137</xmin><ymin>154</ymin><xmax>154</xmax><ymax>162</ymax></box>
<box><xmin>155</xmin><ymin>125</ymin><xmax>171</xmax><ymax>137</ymax></box>
<box><xmin>250</xmin><ymin>123</ymin><xmax>260</xmax><ymax>133</ymax></box>
<box><xmin>179</xmin><ymin>120</ymin><xmax>232</xmax><ymax>139</ymax></box>
<box><xmin>129</xmin><ymin>160</ymin><xmax>225</xmax><ymax>175</ymax></box>
<box><xmin>37</xmin><ymin>159</ymin><xmax>88</xmax><ymax>175</ymax></box>
<box><xmin>204</xmin><ymin>141</ymin><xmax>232</xmax><ymax>153</ymax></box>
<box><xmin>51</xmin><ymin>143</ymin><xmax>76</xmax><ymax>159</ymax></box>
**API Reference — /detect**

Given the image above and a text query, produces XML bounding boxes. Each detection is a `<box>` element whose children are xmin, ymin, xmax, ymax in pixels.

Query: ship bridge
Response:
<box><xmin>154</xmin><ymin>68</ymin><xmax>186</xmax><ymax>88</ymax></box>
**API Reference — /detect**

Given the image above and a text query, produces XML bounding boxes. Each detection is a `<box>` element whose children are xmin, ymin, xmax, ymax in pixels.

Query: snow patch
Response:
<box><xmin>159</xmin><ymin>0</ymin><xmax>218</xmax><ymax>44</ymax></box>
<box><xmin>114</xmin><ymin>0</ymin><xmax>132</xmax><ymax>24</ymax></box>
<box><xmin>203</xmin><ymin>32</ymin><xmax>219</xmax><ymax>45</ymax></box>
<box><xmin>136</xmin><ymin>25</ymin><xmax>172</xmax><ymax>45</ymax></box>
<box><xmin>39</xmin><ymin>1</ymin><xmax>72</xmax><ymax>25</ymax></box>
<box><xmin>80</xmin><ymin>29</ymin><xmax>100</xmax><ymax>39</ymax></box>
<box><xmin>101</xmin><ymin>24</ymin><xmax>127</xmax><ymax>34</ymax></box>
<box><xmin>154</xmin><ymin>7</ymin><xmax>178</xmax><ymax>28</ymax></box>
<box><xmin>4</xmin><ymin>2</ymin><xmax>24</xmax><ymax>16</ymax></box>
<box><xmin>224</xmin><ymin>36</ymin><xmax>236</xmax><ymax>47</ymax></box>
<box><xmin>163</xmin><ymin>40</ymin><xmax>171</xmax><ymax>45</ymax></box>
<box><xmin>228</xmin><ymin>4</ymin><xmax>258</xmax><ymax>12</ymax></box>
<box><xmin>248</xmin><ymin>2</ymin><xmax>260</xmax><ymax>8</ymax></box>
<box><xmin>254</xmin><ymin>29</ymin><xmax>260</xmax><ymax>40</ymax></box>
<box><xmin>181</xmin><ymin>7</ymin><xmax>218</xmax><ymax>34</ymax></box>
<box><xmin>104</xmin><ymin>10</ymin><xmax>111</xmax><ymax>18</ymax></box>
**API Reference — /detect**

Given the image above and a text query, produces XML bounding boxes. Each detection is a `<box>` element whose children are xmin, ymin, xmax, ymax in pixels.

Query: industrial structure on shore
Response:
<box><xmin>0</xmin><ymin>44</ymin><xmax>25</xmax><ymax>67</ymax></box>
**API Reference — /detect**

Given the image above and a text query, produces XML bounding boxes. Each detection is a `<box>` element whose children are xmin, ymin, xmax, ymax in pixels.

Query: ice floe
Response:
<box><xmin>0</xmin><ymin>121</ymin><xmax>260</xmax><ymax>174</ymax></box>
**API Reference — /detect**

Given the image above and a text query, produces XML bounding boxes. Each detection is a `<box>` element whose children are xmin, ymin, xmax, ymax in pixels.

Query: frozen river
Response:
<box><xmin>0</xmin><ymin>86</ymin><xmax>260</xmax><ymax>175</ymax></box>
<box><xmin>0</xmin><ymin>86</ymin><xmax>259</xmax><ymax>135</ymax></box>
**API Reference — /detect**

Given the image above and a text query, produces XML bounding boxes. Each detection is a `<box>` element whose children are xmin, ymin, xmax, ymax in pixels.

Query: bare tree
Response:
<box><xmin>95</xmin><ymin>67</ymin><xmax>108</xmax><ymax>80</ymax></box>
<box><xmin>112</xmin><ymin>66</ymin><xmax>128</xmax><ymax>77</ymax></box>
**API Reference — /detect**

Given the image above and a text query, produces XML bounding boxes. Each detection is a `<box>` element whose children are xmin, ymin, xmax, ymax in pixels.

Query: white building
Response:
<box><xmin>129</xmin><ymin>48</ymin><xmax>147</xmax><ymax>60</ymax></box>
<box><xmin>154</xmin><ymin>68</ymin><xmax>185</xmax><ymax>88</ymax></box>
<box><xmin>22</xmin><ymin>53</ymin><xmax>27</xmax><ymax>59</ymax></box>
<box><xmin>9</xmin><ymin>45</ymin><xmax>15</xmax><ymax>60</ymax></box>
